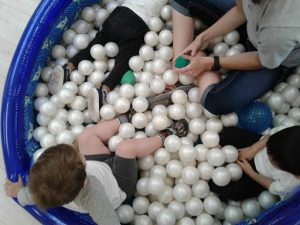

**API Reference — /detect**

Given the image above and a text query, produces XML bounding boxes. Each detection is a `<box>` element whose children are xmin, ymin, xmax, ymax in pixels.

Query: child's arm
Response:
<box><xmin>238</xmin><ymin>158</ymin><xmax>274</xmax><ymax>189</ymax></box>
<box><xmin>239</xmin><ymin>135</ymin><xmax>269</xmax><ymax>161</ymax></box>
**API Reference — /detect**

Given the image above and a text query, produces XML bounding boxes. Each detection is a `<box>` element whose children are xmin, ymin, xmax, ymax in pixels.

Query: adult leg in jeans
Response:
<box><xmin>172</xmin><ymin>0</ymin><xmax>236</xmax><ymax>58</ymax></box>
<box><xmin>201</xmin><ymin>67</ymin><xmax>282</xmax><ymax>115</ymax></box>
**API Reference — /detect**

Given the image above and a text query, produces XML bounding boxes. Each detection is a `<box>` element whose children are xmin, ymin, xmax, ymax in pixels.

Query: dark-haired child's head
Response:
<box><xmin>28</xmin><ymin>144</ymin><xmax>86</xmax><ymax>210</ymax></box>
<box><xmin>267</xmin><ymin>126</ymin><xmax>300</xmax><ymax>176</ymax></box>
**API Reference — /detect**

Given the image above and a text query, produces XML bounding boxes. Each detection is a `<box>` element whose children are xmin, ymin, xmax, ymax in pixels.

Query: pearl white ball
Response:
<box><xmin>189</xmin><ymin>118</ymin><xmax>206</xmax><ymax>135</ymax></box>
<box><xmin>136</xmin><ymin>177</ymin><xmax>150</xmax><ymax>196</ymax></box>
<box><xmin>66</xmin><ymin>45</ymin><xmax>79</xmax><ymax>58</ymax></box>
<box><xmin>56</xmin><ymin>130</ymin><xmax>75</xmax><ymax>144</ymax></box>
<box><xmin>150</xmin><ymin>77</ymin><xmax>166</xmax><ymax>94</ymax></box>
<box><xmin>288</xmin><ymin>107</ymin><xmax>300</xmax><ymax>121</ymax></box>
<box><xmin>226</xmin><ymin>163</ymin><xmax>243</xmax><ymax>181</ymax></box>
<box><xmin>139</xmin><ymin>45</ymin><xmax>155</xmax><ymax>61</ymax></box>
<box><xmin>232</xmin><ymin>43</ymin><xmax>245</xmax><ymax>52</ymax></box>
<box><xmin>63</xmin><ymin>29</ymin><xmax>76</xmax><ymax>44</ymax></box>
<box><xmin>100</xmin><ymin>104</ymin><xmax>116</xmax><ymax>120</ymax></box>
<box><xmin>32</xmin><ymin>148</ymin><xmax>46</xmax><ymax>163</ymax></box>
<box><xmin>95</xmin><ymin>8</ymin><xmax>109</xmax><ymax>27</ymax></box>
<box><xmin>35</xmin><ymin>83</ymin><xmax>49</xmax><ymax>97</ymax></box>
<box><xmin>160</xmin><ymin>5</ymin><xmax>172</xmax><ymax>21</ymax></box>
<box><xmin>93</xmin><ymin>60</ymin><xmax>108</xmax><ymax>72</ymax></box>
<box><xmin>48</xmin><ymin>119</ymin><xmax>66</xmax><ymax>135</ymax></box>
<box><xmin>206</xmin><ymin>118</ymin><xmax>223</xmax><ymax>133</ymax></box>
<box><xmin>40</xmin><ymin>134</ymin><xmax>57</xmax><ymax>148</ymax></box>
<box><xmin>203</xmin><ymin>195</ymin><xmax>222</xmax><ymax>216</ymax></box>
<box><xmin>51</xmin><ymin>45</ymin><xmax>66</xmax><ymax>59</ymax></box>
<box><xmin>70</xmin><ymin>96</ymin><xmax>87</xmax><ymax>111</ymax></box>
<box><xmin>117</xmin><ymin>205</ymin><xmax>134</xmax><ymax>224</ymax></box>
<box><xmin>212</xmin><ymin>167</ymin><xmax>231</xmax><ymax>186</ymax></box>
<box><xmin>179</xmin><ymin>145</ymin><xmax>196</xmax><ymax>163</ymax></box>
<box><xmin>119</xmin><ymin>123</ymin><xmax>135</xmax><ymax>139</ymax></box>
<box><xmin>145</xmin><ymin>122</ymin><xmax>159</xmax><ymax>136</ymax></box>
<box><xmin>152</xmin><ymin>58</ymin><xmax>168</xmax><ymax>75</ymax></box>
<box><xmin>132</xmin><ymin>97</ymin><xmax>148</xmax><ymax>113</ymax></box>
<box><xmin>108</xmin><ymin>135</ymin><xmax>123</xmax><ymax>152</ymax></box>
<box><xmin>135</xmin><ymin>83</ymin><xmax>151</xmax><ymax>97</ymax></box>
<box><xmin>148</xmin><ymin>201</ymin><xmax>165</xmax><ymax>220</ymax></box>
<box><xmin>177</xmin><ymin>217</ymin><xmax>195</xmax><ymax>225</ymax></box>
<box><xmin>152</xmin><ymin>104</ymin><xmax>168</xmax><ymax>116</ymax></box>
<box><xmin>39</xmin><ymin>101</ymin><xmax>57</xmax><ymax>116</ymax></box>
<box><xmin>57</xmin><ymin>88</ymin><xmax>75</xmax><ymax>104</ymax></box>
<box><xmin>68</xmin><ymin>110</ymin><xmax>84</xmax><ymax>126</ymax></box>
<box><xmin>185</xmin><ymin>197</ymin><xmax>203</xmax><ymax>216</ymax></box>
<box><xmin>192</xmin><ymin>180</ymin><xmax>210</xmax><ymax>199</ymax></box>
<box><xmin>186</xmin><ymin>103</ymin><xmax>202</xmax><ymax>119</ymax></box>
<box><xmin>81</xmin><ymin>7</ymin><xmax>95</xmax><ymax>22</ymax></box>
<box><xmin>173</xmin><ymin>183</ymin><xmax>192</xmax><ymax>203</ymax></box>
<box><xmin>281</xmin><ymin>85</ymin><xmax>299</xmax><ymax>103</ymax></box>
<box><xmin>159</xmin><ymin>29</ymin><xmax>173</xmax><ymax>46</ymax></box>
<box><xmin>224</xmin><ymin>30</ymin><xmax>240</xmax><ymax>46</ymax></box>
<box><xmin>224</xmin><ymin>205</ymin><xmax>244</xmax><ymax>224</ymax></box>
<box><xmin>171</xmin><ymin>90</ymin><xmax>188</xmax><ymax>105</ymax></box>
<box><xmin>154</xmin><ymin>148</ymin><xmax>171</xmax><ymax>165</ymax></box>
<box><xmin>114</xmin><ymin>97</ymin><xmax>130</xmax><ymax>114</ymax></box>
<box><xmin>157</xmin><ymin>186</ymin><xmax>174</xmax><ymax>204</ymax></box>
<box><xmin>147</xmin><ymin>176</ymin><xmax>165</xmax><ymax>195</ymax></box>
<box><xmin>196</xmin><ymin>213</ymin><xmax>214</xmax><ymax>225</ymax></box>
<box><xmin>258</xmin><ymin>191</ymin><xmax>278</xmax><ymax>209</ymax></box>
<box><xmin>166</xmin><ymin>160</ymin><xmax>183</xmax><ymax>178</ymax></box>
<box><xmin>152</xmin><ymin>114</ymin><xmax>170</xmax><ymax>130</ymax></box>
<box><xmin>222</xmin><ymin>145</ymin><xmax>238</xmax><ymax>163</ymax></box>
<box><xmin>138</xmin><ymin>155</ymin><xmax>154</xmax><ymax>171</ymax></box>
<box><xmin>267</xmin><ymin>93</ymin><xmax>285</xmax><ymax>111</ymax></box>
<box><xmin>221</xmin><ymin>113</ymin><xmax>238</xmax><ymax>127</ymax></box>
<box><xmin>73</xmin><ymin>34</ymin><xmax>90</xmax><ymax>50</ymax></box>
<box><xmin>78</xmin><ymin>60</ymin><xmax>94</xmax><ymax>76</ymax></box>
<box><xmin>88</xmin><ymin>71</ymin><xmax>106</xmax><ymax>87</ymax></box>
<box><xmin>207</xmin><ymin>148</ymin><xmax>225</xmax><ymax>167</ymax></box>
<box><xmin>73</xmin><ymin>19</ymin><xmax>90</xmax><ymax>34</ymax></box>
<box><xmin>226</xmin><ymin>47</ymin><xmax>241</xmax><ymax>56</ymax></box>
<box><xmin>274</xmin><ymin>82</ymin><xmax>288</xmax><ymax>93</ymax></box>
<box><xmin>168</xmin><ymin>104</ymin><xmax>185</xmax><ymax>120</ymax></box>
<box><xmin>139</xmin><ymin>71</ymin><xmax>154</xmax><ymax>84</ymax></box>
<box><xmin>213</xmin><ymin>42</ymin><xmax>229</xmax><ymax>57</ymax></box>
<box><xmin>181</xmin><ymin>166</ymin><xmax>200</xmax><ymax>185</ymax></box>
<box><xmin>119</xmin><ymin>84</ymin><xmax>135</xmax><ymax>99</ymax></box>
<box><xmin>105</xmin><ymin>42</ymin><xmax>119</xmax><ymax>58</ymax></box>
<box><xmin>144</xmin><ymin>31</ymin><xmax>159</xmax><ymax>47</ymax></box>
<box><xmin>106</xmin><ymin>90</ymin><xmax>119</xmax><ymax>105</ymax></box>
<box><xmin>163</xmin><ymin>70</ymin><xmax>179</xmax><ymax>85</ymax></box>
<box><xmin>36</xmin><ymin>113</ymin><xmax>51</xmax><ymax>126</ymax></box>
<box><xmin>70</xmin><ymin>70</ymin><xmax>85</xmax><ymax>85</ymax></box>
<box><xmin>241</xmin><ymin>199</ymin><xmax>261</xmax><ymax>218</ymax></box>
<box><xmin>149</xmin><ymin>16</ymin><xmax>163</xmax><ymax>32</ymax></box>
<box><xmin>179</xmin><ymin>74</ymin><xmax>195</xmax><ymax>85</ymax></box>
<box><xmin>33</xmin><ymin>126</ymin><xmax>48</xmax><ymax>142</ymax></box>
<box><xmin>159</xmin><ymin>46</ymin><xmax>173</xmax><ymax>61</ymax></box>
<box><xmin>195</xmin><ymin>144</ymin><xmax>209</xmax><ymax>162</ymax></box>
<box><xmin>131</xmin><ymin>112</ymin><xmax>149</xmax><ymax>129</ymax></box>
<box><xmin>198</xmin><ymin>162</ymin><xmax>214</xmax><ymax>180</ymax></box>
<box><xmin>168</xmin><ymin>201</ymin><xmax>185</xmax><ymax>220</ymax></box>
<box><xmin>134</xmin><ymin>215</ymin><xmax>152</xmax><ymax>225</ymax></box>
<box><xmin>164</xmin><ymin>135</ymin><xmax>182</xmax><ymax>153</ymax></box>
<box><xmin>188</xmin><ymin>87</ymin><xmax>201</xmax><ymax>103</ymax></box>
<box><xmin>129</xmin><ymin>56</ymin><xmax>144</xmax><ymax>72</ymax></box>
<box><xmin>133</xmin><ymin>196</ymin><xmax>150</xmax><ymax>215</ymax></box>
<box><xmin>287</xmin><ymin>74</ymin><xmax>300</xmax><ymax>88</ymax></box>
<box><xmin>35</xmin><ymin>96</ymin><xmax>49</xmax><ymax>111</ymax></box>
<box><xmin>90</xmin><ymin>44</ymin><xmax>106</xmax><ymax>60</ymax></box>
<box><xmin>201</xmin><ymin>131</ymin><xmax>220</xmax><ymax>148</ymax></box>
<box><xmin>70</xmin><ymin>125</ymin><xmax>84</xmax><ymax>137</ymax></box>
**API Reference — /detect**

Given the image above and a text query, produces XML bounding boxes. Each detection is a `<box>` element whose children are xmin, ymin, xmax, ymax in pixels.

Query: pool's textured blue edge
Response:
<box><xmin>1</xmin><ymin>0</ymin><xmax>299</xmax><ymax>224</ymax></box>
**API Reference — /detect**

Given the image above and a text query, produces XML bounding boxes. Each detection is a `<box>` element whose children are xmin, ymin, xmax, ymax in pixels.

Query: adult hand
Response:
<box><xmin>4</xmin><ymin>175</ymin><xmax>24</xmax><ymax>198</ymax></box>
<box><xmin>180</xmin><ymin>33</ymin><xmax>206</xmax><ymax>58</ymax></box>
<box><xmin>237</xmin><ymin>158</ymin><xmax>254</xmax><ymax>176</ymax></box>
<box><xmin>174</xmin><ymin>52</ymin><xmax>213</xmax><ymax>77</ymax></box>
<box><xmin>238</xmin><ymin>146</ymin><xmax>256</xmax><ymax>161</ymax></box>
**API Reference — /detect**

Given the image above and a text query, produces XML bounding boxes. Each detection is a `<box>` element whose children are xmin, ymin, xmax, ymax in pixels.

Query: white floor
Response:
<box><xmin>0</xmin><ymin>0</ymin><xmax>41</xmax><ymax>224</ymax></box>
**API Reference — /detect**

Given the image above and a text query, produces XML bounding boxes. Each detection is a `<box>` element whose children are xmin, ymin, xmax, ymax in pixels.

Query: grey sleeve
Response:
<box><xmin>17</xmin><ymin>187</ymin><xmax>35</xmax><ymax>206</ymax></box>
<box><xmin>74</xmin><ymin>176</ymin><xmax>121</xmax><ymax>225</ymax></box>
<box><xmin>258</xmin><ymin>27</ymin><xmax>298</xmax><ymax>69</ymax></box>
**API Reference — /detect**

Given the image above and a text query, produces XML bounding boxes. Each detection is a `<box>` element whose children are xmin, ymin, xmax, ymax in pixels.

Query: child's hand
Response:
<box><xmin>4</xmin><ymin>175</ymin><xmax>24</xmax><ymax>198</ymax></box>
<box><xmin>237</xmin><ymin>158</ymin><xmax>254</xmax><ymax>176</ymax></box>
<box><xmin>238</xmin><ymin>146</ymin><xmax>255</xmax><ymax>161</ymax></box>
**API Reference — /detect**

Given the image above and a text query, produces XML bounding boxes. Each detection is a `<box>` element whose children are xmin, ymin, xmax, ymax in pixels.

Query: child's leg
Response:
<box><xmin>209</xmin><ymin>161</ymin><xmax>265</xmax><ymax>201</ymax></box>
<box><xmin>172</xmin><ymin>8</ymin><xmax>195</xmax><ymax>59</ymax></box>
<box><xmin>77</xmin><ymin>118</ymin><xmax>120</xmax><ymax>156</ymax></box>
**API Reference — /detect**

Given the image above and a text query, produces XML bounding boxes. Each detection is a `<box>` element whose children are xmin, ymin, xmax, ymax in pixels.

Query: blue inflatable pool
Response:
<box><xmin>1</xmin><ymin>0</ymin><xmax>299</xmax><ymax>224</ymax></box>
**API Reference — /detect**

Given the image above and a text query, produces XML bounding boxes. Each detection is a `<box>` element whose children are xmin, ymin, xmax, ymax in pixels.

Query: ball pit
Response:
<box><xmin>1</xmin><ymin>0</ymin><xmax>300</xmax><ymax>224</ymax></box>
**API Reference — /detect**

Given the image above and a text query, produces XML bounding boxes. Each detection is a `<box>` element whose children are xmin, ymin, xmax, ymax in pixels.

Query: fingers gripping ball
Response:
<box><xmin>175</xmin><ymin>56</ymin><xmax>190</xmax><ymax>69</ymax></box>
<box><xmin>120</xmin><ymin>70</ymin><xmax>136</xmax><ymax>85</ymax></box>
<box><xmin>237</xmin><ymin>101</ymin><xmax>272</xmax><ymax>133</ymax></box>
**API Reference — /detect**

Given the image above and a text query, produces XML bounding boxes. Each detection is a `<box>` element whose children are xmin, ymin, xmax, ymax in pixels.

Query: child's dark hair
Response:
<box><xmin>28</xmin><ymin>144</ymin><xmax>86</xmax><ymax>210</ymax></box>
<box><xmin>267</xmin><ymin>126</ymin><xmax>300</xmax><ymax>176</ymax></box>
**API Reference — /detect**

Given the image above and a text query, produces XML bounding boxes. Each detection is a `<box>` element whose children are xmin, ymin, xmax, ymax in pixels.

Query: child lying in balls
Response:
<box><xmin>48</xmin><ymin>0</ymin><xmax>168</xmax><ymax>122</ymax></box>
<box><xmin>209</xmin><ymin>126</ymin><xmax>300</xmax><ymax>201</ymax></box>
<box><xmin>4</xmin><ymin>115</ymin><xmax>188</xmax><ymax>225</ymax></box>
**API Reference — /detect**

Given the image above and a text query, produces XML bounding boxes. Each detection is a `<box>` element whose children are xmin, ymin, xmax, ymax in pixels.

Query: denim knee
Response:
<box><xmin>171</xmin><ymin>0</ymin><xmax>192</xmax><ymax>17</ymax></box>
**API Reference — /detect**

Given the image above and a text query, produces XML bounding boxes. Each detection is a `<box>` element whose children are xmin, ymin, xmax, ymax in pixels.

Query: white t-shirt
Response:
<box><xmin>254</xmin><ymin>126</ymin><xmax>300</xmax><ymax>198</ymax></box>
<box><xmin>122</xmin><ymin>0</ymin><xmax>168</xmax><ymax>25</ymax></box>
<box><xmin>64</xmin><ymin>160</ymin><xmax>126</xmax><ymax>212</ymax></box>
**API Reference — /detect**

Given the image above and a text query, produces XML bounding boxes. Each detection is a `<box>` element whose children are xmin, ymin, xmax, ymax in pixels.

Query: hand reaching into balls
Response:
<box><xmin>4</xmin><ymin>175</ymin><xmax>24</xmax><ymax>198</ymax></box>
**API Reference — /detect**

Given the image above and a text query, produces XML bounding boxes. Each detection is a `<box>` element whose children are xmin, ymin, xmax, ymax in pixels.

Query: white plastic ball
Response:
<box><xmin>39</xmin><ymin>101</ymin><xmax>57</xmax><ymax>116</ymax></box>
<box><xmin>51</xmin><ymin>45</ymin><xmax>66</xmax><ymax>59</ymax></box>
<box><xmin>232</xmin><ymin>43</ymin><xmax>245</xmax><ymax>52</ymax></box>
<box><xmin>117</xmin><ymin>205</ymin><xmax>134</xmax><ymax>224</ymax></box>
<box><xmin>152</xmin><ymin>104</ymin><xmax>168</xmax><ymax>116</ymax></box>
<box><xmin>139</xmin><ymin>45</ymin><xmax>155</xmax><ymax>61</ymax></box>
<box><xmin>156</xmin><ymin>209</ymin><xmax>176</xmax><ymax>225</ymax></box>
<box><xmin>93</xmin><ymin>60</ymin><xmax>108</xmax><ymax>72</ymax></box>
<box><xmin>274</xmin><ymin>82</ymin><xmax>288</xmax><ymax>93</ymax></box>
<box><xmin>163</xmin><ymin>70</ymin><xmax>179</xmax><ymax>85</ymax></box>
<box><xmin>281</xmin><ymin>85</ymin><xmax>299</xmax><ymax>103</ymax></box>
<box><xmin>106</xmin><ymin>1</ymin><xmax>119</xmax><ymax>13</ymax></box>
<box><xmin>145</xmin><ymin>122</ymin><xmax>159</xmax><ymax>137</ymax></box>
<box><xmin>226</xmin><ymin>47</ymin><xmax>241</xmax><ymax>56</ymax></box>
<box><xmin>140</xmin><ymin>71</ymin><xmax>154</xmax><ymax>84</ymax></box>
<box><xmin>206</xmin><ymin>118</ymin><xmax>223</xmax><ymax>133</ymax></box>
<box><xmin>192</xmin><ymin>180</ymin><xmax>210</xmax><ymax>199</ymax></box>
<box><xmin>160</xmin><ymin>5</ymin><xmax>172</xmax><ymax>21</ymax></box>
<box><xmin>32</xmin><ymin>148</ymin><xmax>46</xmax><ymax>163</ymax></box>
<box><xmin>136</xmin><ymin>177</ymin><xmax>150</xmax><ymax>196</ymax></box>
<box><xmin>164</xmin><ymin>135</ymin><xmax>182</xmax><ymax>153</ymax></box>
<box><xmin>119</xmin><ymin>123</ymin><xmax>135</xmax><ymax>139</ymax></box>
<box><xmin>152</xmin><ymin>115</ymin><xmax>170</xmax><ymax>130</ymax></box>
<box><xmin>181</xmin><ymin>166</ymin><xmax>200</xmax><ymax>185</ymax></box>
<box><xmin>106</xmin><ymin>90</ymin><xmax>119</xmax><ymax>105</ymax></box>
<box><xmin>212</xmin><ymin>167</ymin><xmax>231</xmax><ymax>186</ymax></box>
<box><xmin>179</xmin><ymin>145</ymin><xmax>196</xmax><ymax>163</ymax></box>
<box><xmin>150</xmin><ymin>77</ymin><xmax>166</xmax><ymax>94</ymax></box>
<box><xmin>226</xmin><ymin>163</ymin><xmax>243</xmax><ymax>181</ymax></box>
<box><xmin>147</xmin><ymin>176</ymin><xmax>165</xmax><ymax>196</ymax></box>
<box><xmin>133</xmin><ymin>196</ymin><xmax>150</xmax><ymax>215</ymax></box>
<box><xmin>150</xmin><ymin>165</ymin><xmax>167</xmax><ymax>178</ymax></box>
<box><xmin>73</xmin><ymin>34</ymin><xmax>90</xmax><ymax>50</ymax></box>
<box><xmin>41</xmin><ymin>67</ymin><xmax>53</xmax><ymax>82</ymax></box>
<box><xmin>148</xmin><ymin>201</ymin><xmax>165</xmax><ymax>220</ymax></box>
<box><xmin>131</xmin><ymin>113</ymin><xmax>149</xmax><ymax>129</ymax></box>
<box><xmin>129</xmin><ymin>56</ymin><xmax>144</xmax><ymax>72</ymax></box>
<box><xmin>100</xmin><ymin>104</ymin><xmax>116</xmax><ymax>120</ymax></box>
<box><xmin>198</xmin><ymin>162</ymin><xmax>214</xmax><ymax>180</ymax></box>
<box><xmin>90</xmin><ymin>44</ymin><xmax>106</xmax><ymax>60</ymax></box>
<box><xmin>105</xmin><ymin>42</ymin><xmax>119</xmax><ymax>57</ymax></box>
<box><xmin>138</xmin><ymin>155</ymin><xmax>154</xmax><ymax>171</ymax></box>
<box><xmin>66</xmin><ymin>45</ymin><xmax>79</xmax><ymax>58</ymax></box>
<box><xmin>213</xmin><ymin>42</ymin><xmax>229</xmax><ymax>57</ymax></box>
<box><xmin>57</xmin><ymin>88</ymin><xmax>75</xmax><ymax>104</ymax></box>
<box><xmin>132</xmin><ymin>97</ymin><xmax>148</xmax><ymax>113</ymax></box>
<box><xmin>78</xmin><ymin>81</ymin><xmax>94</xmax><ymax>97</ymax></box>
<box><xmin>154</xmin><ymin>148</ymin><xmax>171</xmax><ymax>165</ymax></box>
<box><xmin>194</xmin><ymin>144</ymin><xmax>208</xmax><ymax>162</ymax></box>
<box><xmin>78</xmin><ymin>60</ymin><xmax>94</xmax><ymax>76</ymax></box>
<box><xmin>267</xmin><ymin>93</ymin><xmax>285</xmax><ymax>111</ymax></box>
<box><xmin>287</xmin><ymin>74</ymin><xmax>300</xmax><ymax>88</ymax></box>
<box><xmin>114</xmin><ymin>97</ymin><xmax>130</xmax><ymax>114</ymax></box>
<box><xmin>171</xmin><ymin>90</ymin><xmax>188</xmax><ymax>105</ymax></box>
<box><xmin>221</xmin><ymin>113</ymin><xmax>238</xmax><ymax>127</ymax></box>
<box><xmin>36</xmin><ymin>113</ymin><xmax>51</xmax><ymax>126</ymax></box>
<box><xmin>159</xmin><ymin>29</ymin><xmax>173</xmax><ymax>46</ymax></box>
<box><xmin>168</xmin><ymin>104</ymin><xmax>185</xmax><ymax>120</ymax></box>
<box><xmin>185</xmin><ymin>197</ymin><xmax>203</xmax><ymax>216</ymax></box>
<box><xmin>48</xmin><ymin>119</ymin><xmax>66</xmax><ymax>135</ymax></box>
<box><xmin>159</xmin><ymin>46</ymin><xmax>173</xmax><ymax>61</ymax></box>
<box><xmin>168</xmin><ymin>201</ymin><xmax>185</xmax><ymax>220</ymax></box>
<box><xmin>179</xmin><ymin>74</ymin><xmax>195</xmax><ymax>85</ymax></box>
<box><xmin>188</xmin><ymin>87</ymin><xmax>201</xmax><ymax>103</ymax></box>
<box><xmin>201</xmin><ymin>131</ymin><xmax>220</xmax><ymax>148</ymax></box>
<box><xmin>134</xmin><ymin>215</ymin><xmax>153</xmax><ymax>225</ymax></box>
<box><xmin>70</xmin><ymin>96</ymin><xmax>87</xmax><ymax>111</ymax></box>
<box><xmin>88</xmin><ymin>71</ymin><xmax>106</xmax><ymax>87</ymax></box>
<box><xmin>152</xmin><ymin>58</ymin><xmax>168</xmax><ymax>75</ymax></box>
<box><xmin>95</xmin><ymin>8</ymin><xmax>109</xmax><ymax>27</ymax></box>
<box><xmin>68</xmin><ymin>110</ymin><xmax>84</xmax><ymax>126</ymax></box>
<box><xmin>148</xmin><ymin>16</ymin><xmax>163</xmax><ymax>32</ymax></box>
<box><xmin>207</xmin><ymin>148</ymin><xmax>225</xmax><ymax>167</ymax></box>
<box><xmin>56</xmin><ymin>130</ymin><xmax>75</xmax><ymax>144</ymax></box>
<box><xmin>70</xmin><ymin>70</ymin><xmax>85</xmax><ymax>85</ymax></box>
<box><xmin>203</xmin><ymin>195</ymin><xmax>222</xmax><ymax>216</ymax></box>
<box><xmin>81</xmin><ymin>7</ymin><xmax>95</xmax><ymax>22</ymax></box>
<box><xmin>73</xmin><ymin>19</ymin><xmax>90</xmax><ymax>34</ymax></box>
<box><xmin>33</xmin><ymin>126</ymin><xmax>48</xmax><ymax>142</ymax></box>
<box><xmin>258</xmin><ymin>191</ymin><xmax>278</xmax><ymax>209</ymax></box>
<box><xmin>189</xmin><ymin>118</ymin><xmax>206</xmax><ymax>135</ymax></box>
<box><xmin>119</xmin><ymin>84</ymin><xmax>135</xmax><ymax>99</ymax></box>
<box><xmin>224</xmin><ymin>205</ymin><xmax>244</xmax><ymax>224</ymax></box>
<box><xmin>222</xmin><ymin>145</ymin><xmax>238</xmax><ymax>163</ymax></box>
<box><xmin>288</xmin><ymin>107</ymin><xmax>300</xmax><ymax>121</ymax></box>
<box><xmin>35</xmin><ymin>83</ymin><xmax>49</xmax><ymax>97</ymax></box>
<box><xmin>166</xmin><ymin>160</ymin><xmax>183</xmax><ymax>178</ymax></box>
<box><xmin>186</xmin><ymin>103</ymin><xmax>202</xmax><ymax>119</ymax></box>
<box><xmin>224</xmin><ymin>30</ymin><xmax>240</xmax><ymax>46</ymax></box>
<box><xmin>173</xmin><ymin>183</ymin><xmax>192</xmax><ymax>203</ymax></box>
<box><xmin>241</xmin><ymin>199</ymin><xmax>261</xmax><ymax>218</ymax></box>
<box><xmin>70</xmin><ymin>125</ymin><xmax>84</xmax><ymax>137</ymax></box>
<box><xmin>177</xmin><ymin>217</ymin><xmax>195</xmax><ymax>225</ymax></box>
<box><xmin>108</xmin><ymin>135</ymin><xmax>123</xmax><ymax>152</ymax></box>
<box><xmin>144</xmin><ymin>31</ymin><xmax>159</xmax><ymax>47</ymax></box>
<box><xmin>40</xmin><ymin>134</ymin><xmax>57</xmax><ymax>148</ymax></box>
<box><xmin>196</xmin><ymin>213</ymin><xmax>214</xmax><ymax>225</ymax></box>
<box><xmin>63</xmin><ymin>29</ymin><xmax>76</xmax><ymax>44</ymax></box>
<box><xmin>135</xmin><ymin>83</ymin><xmax>151</xmax><ymax>97</ymax></box>
<box><xmin>157</xmin><ymin>186</ymin><xmax>173</xmax><ymax>204</ymax></box>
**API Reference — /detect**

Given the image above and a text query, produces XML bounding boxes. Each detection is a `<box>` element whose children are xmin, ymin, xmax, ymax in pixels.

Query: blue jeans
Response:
<box><xmin>172</xmin><ymin>0</ymin><xmax>283</xmax><ymax>115</ymax></box>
